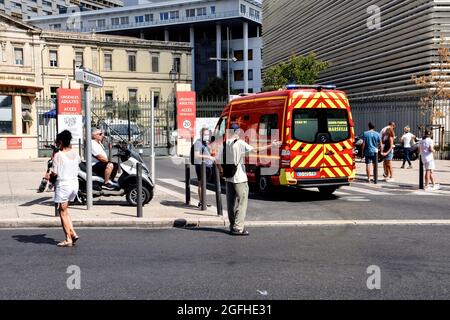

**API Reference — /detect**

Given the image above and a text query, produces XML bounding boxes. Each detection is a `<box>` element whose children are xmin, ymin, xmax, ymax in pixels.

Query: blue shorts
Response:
<box><xmin>365</xmin><ymin>155</ymin><xmax>377</xmax><ymax>164</ymax></box>
<box><xmin>384</xmin><ymin>151</ymin><xmax>394</xmax><ymax>161</ymax></box>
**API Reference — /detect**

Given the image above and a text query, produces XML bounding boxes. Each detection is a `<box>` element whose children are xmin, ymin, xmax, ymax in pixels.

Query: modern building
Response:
<box><xmin>0</xmin><ymin>0</ymin><xmax>123</xmax><ymax>20</ymax></box>
<box><xmin>0</xmin><ymin>12</ymin><xmax>191</xmax><ymax>159</ymax></box>
<box><xmin>262</xmin><ymin>0</ymin><xmax>450</xmax><ymax>99</ymax></box>
<box><xmin>27</xmin><ymin>0</ymin><xmax>263</xmax><ymax>95</ymax></box>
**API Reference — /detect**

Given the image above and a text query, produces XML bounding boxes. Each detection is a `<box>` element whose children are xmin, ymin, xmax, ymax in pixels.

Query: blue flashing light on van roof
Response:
<box><xmin>285</xmin><ymin>84</ymin><xmax>337</xmax><ymax>90</ymax></box>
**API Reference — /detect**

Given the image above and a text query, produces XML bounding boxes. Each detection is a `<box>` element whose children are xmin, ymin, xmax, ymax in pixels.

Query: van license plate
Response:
<box><xmin>296</xmin><ymin>172</ymin><xmax>318</xmax><ymax>177</ymax></box>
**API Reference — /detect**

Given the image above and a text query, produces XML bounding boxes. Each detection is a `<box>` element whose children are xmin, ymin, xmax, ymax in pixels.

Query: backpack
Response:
<box><xmin>222</xmin><ymin>140</ymin><xmax>238</xmax><ymax>178</ymax></box>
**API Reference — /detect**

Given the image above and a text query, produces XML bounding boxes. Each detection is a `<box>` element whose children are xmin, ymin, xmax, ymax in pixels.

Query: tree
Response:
<box><xmin>412</xmin><ymin>36</ymin><xmax>450</xmax><ymax>127</ymax></box>
<box><xmin>263</xmin><ymin>53</ymin><xmax>329</xmax><ymax>91</ymax></box>
<box><xmin>199</xmin><ymin>77</ymin><xmax>229</xmax><ymax>98</ymax></box>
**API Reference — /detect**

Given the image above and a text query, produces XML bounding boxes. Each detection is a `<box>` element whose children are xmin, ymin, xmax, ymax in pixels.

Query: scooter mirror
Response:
<box><xmin>210</xmin><ymin>136</ymin><xmax>216</xmax><ymax>143</ymax></box>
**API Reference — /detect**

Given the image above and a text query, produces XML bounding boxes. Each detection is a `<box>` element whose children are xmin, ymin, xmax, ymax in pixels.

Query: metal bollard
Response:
<box><xmin>185</xmin><ymin>159</ymin><xmax>191</xmax><ymax>206</ymax></box>
<box><xmin>419</xmin><ymin>155</ymin><xmax>424</xmax><ymax>190</ymax></box>
<box><xmin>137</xmin><ymin>163</ymin><xmax>143</xmax><ymax>218</ymax></box>
<box><xmin>214</xmin><ymin>165</ymin><xmax>223</xmax><ymax>216</ymax></box>
<box><xmin>201</xmin><ymin>161</ymin><xmax>207</xmax><ymax>211</ymax></box>
<box><xmin>374</xmin><ymin>153</ymin><xmax>378</xmax><ymax>184</ymax></box>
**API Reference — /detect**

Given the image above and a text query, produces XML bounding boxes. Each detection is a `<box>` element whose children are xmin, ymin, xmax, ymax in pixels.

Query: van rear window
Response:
<box><xmin>293</xmin><ymin>109</ymin><xmax>350</xmax><ymax>143</ymax></box>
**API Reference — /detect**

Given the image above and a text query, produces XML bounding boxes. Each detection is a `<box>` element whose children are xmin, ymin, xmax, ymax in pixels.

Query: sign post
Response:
<box><xmin>56</xmin><ymin>88</ymin><xmax>83</xmax><ymax>144</ymax></box>
<box><xmin>176</xmin><ymin>91</ymin><xmax>197</xmax><ymax>141</ymax></box>
<box><xmin>75</xmin><ymin>68</ymin><xmax>104</xmax><ymax>211</ymax></box>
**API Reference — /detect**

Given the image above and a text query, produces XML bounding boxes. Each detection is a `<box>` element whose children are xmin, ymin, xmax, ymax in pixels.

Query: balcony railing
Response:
<box><xmin>50</xmin><ymin>10</ymin><xmax>261</xmax><ymax>33</ymax></box>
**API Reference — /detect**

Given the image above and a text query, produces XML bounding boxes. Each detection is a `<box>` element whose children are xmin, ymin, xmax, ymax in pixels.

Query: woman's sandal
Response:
<box><xmin>57</xmin><ymin>240</ymin><xmax>73</xmax><ymax>247</ymax></box>
<box><xmin>72</xmin><ymin>235</ymin><xmax>79</xmax><ymax>244</ymax></box>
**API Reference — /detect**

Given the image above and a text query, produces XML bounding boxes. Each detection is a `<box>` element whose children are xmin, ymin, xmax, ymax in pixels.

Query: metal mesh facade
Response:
<box><xmin>262</xmin><ymin>0</ymin><xmax>450</xmax><ymax>99</ymax></box>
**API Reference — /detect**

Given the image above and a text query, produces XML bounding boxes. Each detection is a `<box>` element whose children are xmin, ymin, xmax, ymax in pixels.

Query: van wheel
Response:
<box><xmin>318</xmin><ymin>186</ymin><xmax>338</xmax><ymax>196</ymax></box>
<box><xmin>257</xmin><ymin>175</ymin><xmax>273</xmax><ymax>195</ymax></box>
<box><xmin>126</xmin><ymin>184</ymin><xmax>151</xmax><ymax>206</ymax></box>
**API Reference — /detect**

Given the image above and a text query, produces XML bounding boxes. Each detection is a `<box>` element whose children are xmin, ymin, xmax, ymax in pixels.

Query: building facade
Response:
<box><xmin>28</xmin><ymin>0</ymin><xmax>263</xmax><ymax>95</ymax></box>
<box><xmin>0</xmin><ymin>0</ymin><xmax>123</xmax><ymax>20</ymax></box>
<box><xmin>262</xmin><ymin>0</ymin><xmax>450</xmax><ymax>99</ymax></box>
<box><xmin>0</xmin><ymin>13</ymin><xmax>191</xmax><ymax>159</ymax></box>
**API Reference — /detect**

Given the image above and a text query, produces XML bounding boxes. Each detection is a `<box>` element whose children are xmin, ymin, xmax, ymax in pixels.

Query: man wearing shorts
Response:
<box><xmin>362</xmin><ymin>122</ymin><xmax>381</xmax><ymax>183</ymax></box>
<box><xmin>91</xmin><ymin>128</ymin><xmax>119</xmax><ymax>190</ymax></box>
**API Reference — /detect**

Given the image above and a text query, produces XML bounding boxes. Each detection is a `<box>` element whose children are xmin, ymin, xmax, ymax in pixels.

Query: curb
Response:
<box><xmin>3</xmin><ymin>219</ymin><xmax>450</xmax><ymax>229</ymax></box>
<box><xmin>0</xmin><ymin>218</ymin><xmax>227</xmax><ymax>229</ymax></box>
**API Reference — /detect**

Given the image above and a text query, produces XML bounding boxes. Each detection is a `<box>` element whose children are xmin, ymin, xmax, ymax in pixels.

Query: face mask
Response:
<box><xmin>203</xmin><ymin>135</ymin><xmax>210</xmax><ymax>142</ymax></box>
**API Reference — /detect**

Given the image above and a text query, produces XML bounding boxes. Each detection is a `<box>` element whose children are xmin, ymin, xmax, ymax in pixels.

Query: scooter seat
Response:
<box><xmin>79</xmin><ymin>162</ymin><xmax>104</xmax><ymax>178</ymax></box>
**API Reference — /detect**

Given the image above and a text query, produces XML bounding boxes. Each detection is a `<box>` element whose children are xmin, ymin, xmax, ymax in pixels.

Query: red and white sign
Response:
<box><xmin>176</xmin><ymin>91</ymin><xmax>196</xmax><ymax>139</ymax></box>
<box><xmin>7</xmin><ymin>137</ymin><xmax>22</xmax><ymax>150</ymax></box>
<box><xmin>57</xmin><ymin>88</ymin><xmax>83</xmax><ymax>143</ymax></box>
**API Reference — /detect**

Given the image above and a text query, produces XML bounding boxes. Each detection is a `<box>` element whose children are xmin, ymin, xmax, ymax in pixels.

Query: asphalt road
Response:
<box><xmin>1</xmin><ymin>226</ymin><xmax>450</xmax><ymax>300</ymax></box>
<box><xmin>152</xmin><ymin>157</ymin><xmax>450</xmax><ymax>221</ymax></box>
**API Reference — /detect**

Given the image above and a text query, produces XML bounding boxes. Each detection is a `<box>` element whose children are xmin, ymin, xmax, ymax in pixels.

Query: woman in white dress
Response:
<box><xmin>50</xmin><ymin>130</ymin><xmax>80</xmax><ymax>247</ymax></box>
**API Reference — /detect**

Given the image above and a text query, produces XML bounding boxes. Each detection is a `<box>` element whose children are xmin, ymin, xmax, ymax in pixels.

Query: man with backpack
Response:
<box><xmin>216</xmin><ymin>124</ymin><xmax>280</xmax><ymax>236</ymax></box>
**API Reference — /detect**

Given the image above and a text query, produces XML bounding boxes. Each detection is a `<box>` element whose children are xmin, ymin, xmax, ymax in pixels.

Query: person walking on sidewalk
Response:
<box><xmin>380</xmin><ymin>122</ymin><xmax>396</xmax><ymax>178</ymax></box>
<box><xmin>401</xmin><ymin>126</ymin><xmax>416</xmax><ymax>169</ymax></box>
<box><xmin>217</xmin><ymin>124</ymin><xmax>281</xmax><ymax>236</ymax></box>
<box><xmin>381</xmin><ymin>126</ymin><xmax>395</xmax><ymax>182</ymax></box>
<box><xmin>419</xmin><ymin>130</ymin><xmax>440</xmax><ymax>191</ymax></box>
<box><xmin>361</xmin><ymin>122</ymin><xmax>381</xmax><ymax>183</ymax></box>
<box><xmin>50</xmin><ymin>130</ymin><xmax>80</xmax><ymax>247</ymax></box>
<box><xmin>193</xmin><ymin>128</ymin><xmax>215</xmax><ymax>208</ymax></box>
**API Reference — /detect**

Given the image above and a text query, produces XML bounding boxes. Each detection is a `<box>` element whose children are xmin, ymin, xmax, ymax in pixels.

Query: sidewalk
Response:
<box><xmin>0</xmin><ymin>159</ymin><xmax>227</xmax><ymax>229</ymax></box>
<box><xmin>355</xmin><ymin>159</ymin><xmax>450</xmax><ymax>190</ymax></box>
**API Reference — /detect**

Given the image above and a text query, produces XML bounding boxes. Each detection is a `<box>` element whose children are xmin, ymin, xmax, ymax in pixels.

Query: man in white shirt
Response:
<box><xmin>216</xmin><ymin>124</ymin><xmax>280</xmax><ymax>236</ymax></box>
<box><xmin>91</xmin><ymin>128</ymin><xmax>119</xmax><ymax>190</ymax></box>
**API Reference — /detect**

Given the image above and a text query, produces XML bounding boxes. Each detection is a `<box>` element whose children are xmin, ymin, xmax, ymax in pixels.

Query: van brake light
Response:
<box><xmin>280</xmin><ymin>145</ymin><xmax>291</xmax><ymax>168</ymax></box>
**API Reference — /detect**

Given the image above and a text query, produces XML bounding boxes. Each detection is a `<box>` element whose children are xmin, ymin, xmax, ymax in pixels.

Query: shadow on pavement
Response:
<box><xmin>12</xmin><ymin>234</ymin><xmax>58</xmax><ymax>246</ymax></box>
<box><xmin>160</xmin><ymin>200</ymin><xmax>198</xmax><ymax>210</ymax></box>
<box><xmin>19</xmin><ymin>197</ymin><xmax>52</xmax><ymax>207</ymax></box>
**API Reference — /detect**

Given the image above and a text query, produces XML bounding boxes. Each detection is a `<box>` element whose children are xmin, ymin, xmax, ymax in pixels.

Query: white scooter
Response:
<box><xmin>77</xmin><ymin>143</ymin><xmax>154</xmax><ymax>206</ymax></box>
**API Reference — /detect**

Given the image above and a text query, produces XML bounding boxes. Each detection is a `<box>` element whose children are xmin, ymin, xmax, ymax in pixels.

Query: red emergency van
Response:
<box><xmin>212</xmin><ymin>85</ymin><xmax>356</xmax><ymax>195</ymax></box>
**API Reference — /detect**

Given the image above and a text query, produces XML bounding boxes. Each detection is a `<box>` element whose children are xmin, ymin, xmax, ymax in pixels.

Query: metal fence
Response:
<box><xmin>350</xmin><ymin>96</ymin><xmax>450</xmax><ymax>159</ymax></box>
<box><xmin>36</xmin><ymin>97</ymin><xmax>227</xmax><ymax>156</ymax></box>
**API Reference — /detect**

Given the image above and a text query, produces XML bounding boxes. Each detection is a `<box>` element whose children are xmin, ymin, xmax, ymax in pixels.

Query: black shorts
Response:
<box><xmin>195</xmin><ymin>165</ymin><xmax>213</xmax><ymax>182</ymax></box>
<box><xmin>92</xmin><ymin>161</ymin><xmax>119</xmax><ymax>180</ymax></box>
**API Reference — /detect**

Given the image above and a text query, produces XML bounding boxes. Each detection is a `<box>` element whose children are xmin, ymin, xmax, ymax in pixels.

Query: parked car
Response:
<box><xmin>100</xmin><ymin>120</ymin><xmax>143</xmax><ymax>145</ymax></box>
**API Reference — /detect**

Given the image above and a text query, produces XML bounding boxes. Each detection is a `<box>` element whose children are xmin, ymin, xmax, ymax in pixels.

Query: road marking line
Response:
<box><xmin>335</xmin><ymin>191</ymin><xmax>351</xmax><ymax>196</ymax></box>
<box><xmin>244</xmin><ymin>220</ymin><xmax>450</xmax><ymax>227</ymax></box>
<box><xmin>159</xmin><ymin>179</ymin><xmax>216</xmax><ymax>196</ymax></box>
<box><xmin>342</xmin><ymin>186</ymin><xmax>390</xmax><ymax>195</ymax></box>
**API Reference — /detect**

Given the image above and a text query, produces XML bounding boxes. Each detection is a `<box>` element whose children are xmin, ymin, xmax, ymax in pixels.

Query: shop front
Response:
<box><xmin>0</xmin><ymin>83</ymin><xmax>43</xmax><ymax>159</ymax></box>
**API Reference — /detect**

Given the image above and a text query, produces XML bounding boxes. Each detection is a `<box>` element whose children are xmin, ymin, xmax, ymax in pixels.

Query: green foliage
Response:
<box><xmin>199</xmin><ymin>77</ymin><xmax>228</xmax><ymax>98</ymax></box>
<box><xmin>263</xmin><ymin>53</ymin><xmax>329</xmax><ymax>91</ymax></box>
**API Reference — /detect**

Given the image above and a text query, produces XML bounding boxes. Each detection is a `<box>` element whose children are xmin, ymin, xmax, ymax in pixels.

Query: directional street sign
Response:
<box><xmin>75</xmin><ymin>68</ymin><xmax>104</xmax><ymax>88</ymax></box>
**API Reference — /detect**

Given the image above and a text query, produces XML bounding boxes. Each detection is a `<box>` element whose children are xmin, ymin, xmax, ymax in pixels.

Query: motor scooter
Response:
<box><xmin>76</xmin><ymin>143</ymin><xmax>154</xmax><ymax>206</ymax></box>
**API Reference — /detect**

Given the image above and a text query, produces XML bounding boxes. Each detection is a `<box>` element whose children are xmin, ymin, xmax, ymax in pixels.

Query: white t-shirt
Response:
<box><xmin>92</xmin><ymin>140</ymin><xmax>107</xmax><ymax>165</ymax></box>
<box><xmin>217</xmin><ymin>139</ymin><xmax>254</xmax><ymax>184</ymax></box>
<box><xmin>52</xmin><ymin>150</ymin><xmax>81</xmax><ymax>184</ymax></box>
<box><xmin>402</xmin><ymin>132</ymin><xmax>415</xmax><ymax>148</ymax></box>
<box><xmin>420</xmin><ymin>138</ymin><xmax>434</xmax><ymax>163</ymax></box>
